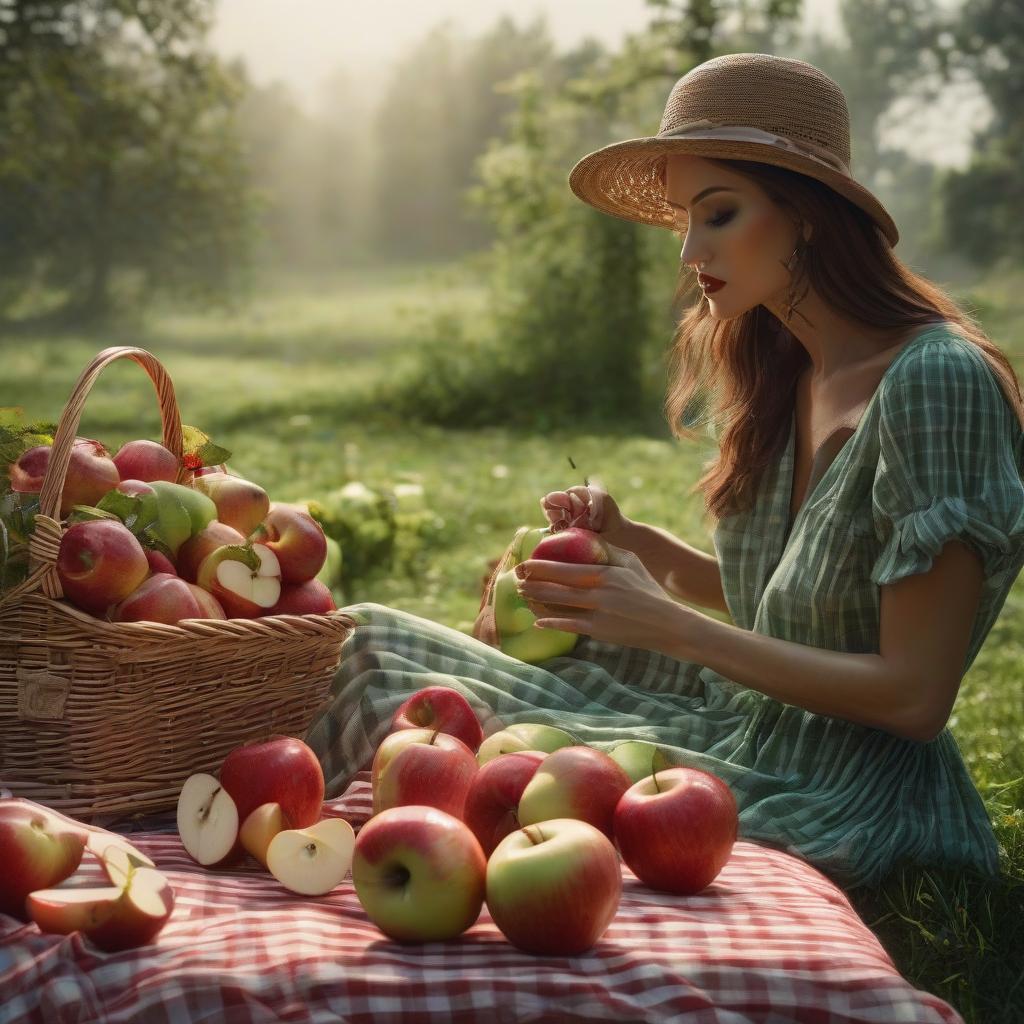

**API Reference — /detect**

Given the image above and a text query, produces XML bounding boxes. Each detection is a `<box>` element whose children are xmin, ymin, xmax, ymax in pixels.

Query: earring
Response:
<box><xmin>780</xmin><ymin>243</ymin><xmax>812</xmax><ymax>327</ymax></box>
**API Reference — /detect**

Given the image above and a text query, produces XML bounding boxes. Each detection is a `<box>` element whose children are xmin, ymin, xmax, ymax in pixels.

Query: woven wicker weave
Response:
<box><xmin>0</xmin><ymin>347</ymin><xmax>359</xmax><ymax>821</ymax></box>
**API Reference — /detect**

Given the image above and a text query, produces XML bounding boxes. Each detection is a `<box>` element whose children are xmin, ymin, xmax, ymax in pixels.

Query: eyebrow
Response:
<box><xmin>665</xmin><ymin>186</ymin><xmax>738</xmax><ymax>211</ymax></box>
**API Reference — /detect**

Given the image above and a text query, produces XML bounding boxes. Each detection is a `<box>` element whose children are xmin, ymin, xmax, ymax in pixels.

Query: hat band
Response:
<box><xmin>658</xmin><ymin>119</ymin><xmax>851</xmax><ymax>177</ymax></box>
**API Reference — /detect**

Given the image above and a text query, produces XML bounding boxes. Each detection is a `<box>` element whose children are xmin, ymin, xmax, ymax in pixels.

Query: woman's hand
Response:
<box><xmin>514</xmin><ymin>541</ymin><xmax>699</xmax><ymax>656</ymax></box>
<box><xmin>540</xmin><ymin>478</ymin><xmax>635</xmax><ymax>547</ymax></box>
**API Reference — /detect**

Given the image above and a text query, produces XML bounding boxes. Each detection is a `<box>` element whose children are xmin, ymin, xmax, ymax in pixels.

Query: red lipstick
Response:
<box><xmin>698</xmin><ymin>274</ymin><xmax>726</xmax><ymax>294</ymax></box>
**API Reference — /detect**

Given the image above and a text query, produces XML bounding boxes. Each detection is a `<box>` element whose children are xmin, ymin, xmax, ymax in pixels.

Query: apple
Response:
<box><xmin>0</xmin><ymin>802</ymin><xmax>86</xmax><ymax>921</ymax></box>
<box><xmin>192</xmin><ymin>463</ymin><xmax>228</xmax><ymax>478</ymax></box>
<box><xmin>613</xmin><ymin>766</ymin><xmax>739</xmax><ymax>895</ymax></box>
<box><xmin>529</xmin><ymin>526</ymin><xmax>610</xmax><ymax>566</ymax></box>
<box><xmin>462</xmin><ymin>750</ymin><xmax>547</xmax><ymax>856</ymax></box>
<box><xmin>27</xmin><ymin>847</ymin><xmax>175</xmax><ymax>952</ymax></box>
<box><xmin>477</xmin><ymin>723</ymin><xmax>577</xmax><ymax>766</ymax></box>
<box><xmin>112</xmin><ymin>573</ymin><xmax>227</xmax><ymax>624</ymax></box>
<box><xmin>195</xmin><ymin>542</ymin><xmax>282</xmax><ymax>618</ymax></box>
<box><xmin>239</xmin><ymin>802</ymin><xmax>290</xmax><ymax>869</ymax></box>
<box><xmin>391</xmin><ymin>686</ymin><xmax>484</xmax><ymax>753</ymax></box>
<box><xmin>492</xmin><ymin>564</ymin><xmax>580</xmax><ymax>664</ymax></box>
<box><xmin>371</xmin><ymin>728</ymin><xmax>478</xmax><ymax>819</ymax></box>
<box><xmin>486</xmin><ymin>818</ymin><xmax>622</xmax><ymax>956</ymax></box>
<box><xmin>112</xmin><ymin>439</ymin><xmax>179</xmax><ymax>484</ymax></box>
<box><xmin>98</xmin><ymin>478</ymin><xmax>192</xmax><ymax>558</ymax></box>
<box><xmin>148</xmin><ymin>480</ymin><xmax>217</xmax><ymax>538</ymax></box>
<box><xmin>176</xmin><ymin>772</ymin><xmax>240</xmax><ymax>868</ymax></box>
<box><xmin>249</xmin><ymin>504</ymin><xmax>328</xmax><ymax>584</ymax></box>
<box><xmin>192</xmin><ymin>472</ymin><xmax>271</xmax><ymax>538</ymax></box>
<box><xmin>517</xmin><ymin>745</ymin><xmax>632</xmax><ymax>841</ymax></box>
<box><xmin>218</xmin><ymin>735</ymin><xmax>325</xmax><ymax>863</ymax></box>
<box><xmin>352</xmin><ymin>805</ymin><xmax>486</xmax><ymax>944</ymax></box>
<box><xmin>509</xmin><ymin>524</ymin><xmax>552</xmax><ymax>563</ymax></box>
<box><xmin>266</xmin><ymin>817</ymin><xmax>355</xmax><ymax>896</ymax></box>
<box><xmin>9</xmin><ymin>438</ymin><xmax>120</xmax><ymax>517</ymax></box>
<box><xmin>56</xmin><ymin>519</ymin><xmax>151</xmax><ymax>618</ymax></box>
<box><xmin>261</xmin><ymin>578</ymin><xmax>336</xmax><ymax>616</ymax></box>
<box><xmin>144</xmin><ymin>548</ymin><xmax>178</xmax><ymax>576</ymax></box>
<box><xmin>176</xmin><ymin>520</ymin><xmax>247</xmax><ymax>582</ymax></box>
<box><xmin>608</xmin><ymin>740</ymin><xmax>680</xmax><ymax>785</ymax></box>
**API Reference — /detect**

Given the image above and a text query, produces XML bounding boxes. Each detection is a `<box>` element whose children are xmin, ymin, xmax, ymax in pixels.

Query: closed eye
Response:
<box><xmin>709</xmin><ymin>210</ymin><xmax>734</xmax><ymax>228</ymax></box>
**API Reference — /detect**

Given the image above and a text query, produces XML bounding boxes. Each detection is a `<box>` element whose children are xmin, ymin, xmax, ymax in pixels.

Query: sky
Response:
<box><xmin>209</xmin><ymin>0</ymin><xmax>987</xmax><ymax>169</ymax></box>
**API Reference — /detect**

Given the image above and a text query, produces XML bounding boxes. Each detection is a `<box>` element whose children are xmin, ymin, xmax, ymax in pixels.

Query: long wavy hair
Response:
<box><xmin>661</xmin><ymin>156</ymin><xmax>1024</xmax><ymax>524</ymax></box>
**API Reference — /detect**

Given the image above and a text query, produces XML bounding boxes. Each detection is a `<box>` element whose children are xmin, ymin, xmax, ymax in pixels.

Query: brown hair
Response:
<box><xmin>661</xmin><ymin>156</ymin><xmax>1024</xmax><ymax>524</ymax></box>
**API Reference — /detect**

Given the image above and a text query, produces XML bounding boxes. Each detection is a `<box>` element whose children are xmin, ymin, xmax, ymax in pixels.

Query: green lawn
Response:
<box><xmin>2</xmin><ymin>259</ymin><xmax>1021</xmax><ymax>1022</ymax></box>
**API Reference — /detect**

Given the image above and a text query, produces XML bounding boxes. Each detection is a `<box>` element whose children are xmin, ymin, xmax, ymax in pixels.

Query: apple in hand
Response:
<box><xmin>352</xmin><ymin>805</ymin><xmax>486</xmax><ymax>944</ymax></box>
<box><xmin>111</xmin><ymin>572</ymin><xmax>227</xmax><ymax>624</ymax></box>
<box><xmin>195</xmin><ymin>542</ymin><xmax>282</xmax><ymax>618</ymax></box>
<box><xmin>462</xmin><ymin>750</ymin><xmax>547</xmax><ymax>856</ymax></box>
<box><xmin>492</xmin><ymin>566</ymin><xmax>579</xmax><ymax>664</ymax></box>
<box><xmin>486</xmin><ymin>818</ymin><xmax>622</xmax><ymax>956</ymax></box>
<box><xmin>248</xmin><ymin>504</ymin><xmax>328</xmax><ymax>584</ymax></box>
<box><xmin>529</xmin><ymin>526</ymin><xmax>610</xmax><ymax>566</ymax></box>
<box><xmin>192</xmin><ymin>472</ymin><xmax>271</xmax><ymax>538</ymax></box>
<box><xmin>56</xmin><ymin>519</ymin><xmax>151</xmax><ymax>617</ymax></box>
<box><xmin>0</xmin><ymin>802</ymin><xmax>86</xmax><ymax>920</ymax></box>
<box><xmin>371</xmin><ymin>728</ymin><xmax>478</xmax><ymax>819</ymax></box>
<box><xmin>613</xmin><ymin>766</ymin><xmax>739</xmax><ymax>895</ymax></box>
<box><xmin>266</xmin><ymin>817</ymin><xmax>356</xmax><ymax>896</ymax></box>
<box><xmin>261</xmin><ymin>578</ymin><xmax>336</xmax><ymax>616</ymax></box>
<box><xmin>391</xmin><ymin>686</ymin><xmax>484</xmax><ymax>753</ymax></box>
<box><xmin>517</xmin><ymin>745</ymin><xmax>631</xmax><ymax>841</ymax></box>
<box><xmin>9</xmin><ymin>438</ymin><xmax>120</xmax><ymax>517</ymax></box>
<box><xmin>112</xmin><ymin>439</ymin><xmax>179</xmax><ymax>484</ymax></box>
<box><xmin>477</xmin><ymin>723</ymin><xmax>577</xmax><ymax>766</ymax></box>
<box><xmin>176</xmin><ymin>520</ymin><xmax>247</xmax><ymax>582</ymax></box>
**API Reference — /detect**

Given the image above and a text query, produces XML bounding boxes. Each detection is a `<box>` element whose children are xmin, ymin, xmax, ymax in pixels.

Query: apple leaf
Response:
<box><xmin>220</xmin><ymin>542</ymin><xmax>261</xmax><ymax>572</ymax></box>
<box><xmin>181</xmin><ymin>424</ymin><xmax>232</xmax><ymax>471</ymax></box>
<box><xmin>0</xmin><ymin>490</ymin><xmax>39</xmax><ymax>593</ymax></box>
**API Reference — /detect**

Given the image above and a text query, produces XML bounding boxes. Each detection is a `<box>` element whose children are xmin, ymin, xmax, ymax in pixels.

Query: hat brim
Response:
<box><xmin>567</xmin><ymin>136</ymin><xmax>899</xmax><ymax>248</ymax></box>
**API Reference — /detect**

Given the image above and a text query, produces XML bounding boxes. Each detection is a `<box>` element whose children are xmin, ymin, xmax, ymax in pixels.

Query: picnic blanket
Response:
<box><xmin>1</xmin><ymin>773</ymin><xmax>966</xmax><ymax>1024</ymax></box>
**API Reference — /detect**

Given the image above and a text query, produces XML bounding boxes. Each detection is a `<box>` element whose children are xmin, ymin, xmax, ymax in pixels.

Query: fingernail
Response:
<box><xmin>515</xmin><ymin>564</ymin><xmax>526</xmax><ymax>579</ymax></box>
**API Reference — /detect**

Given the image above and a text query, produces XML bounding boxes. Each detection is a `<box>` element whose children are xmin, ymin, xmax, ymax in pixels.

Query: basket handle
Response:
<box><xmin>38</xmin><ymin>347</ymin><xmax>187</xmax><ymax>521</ymax></box>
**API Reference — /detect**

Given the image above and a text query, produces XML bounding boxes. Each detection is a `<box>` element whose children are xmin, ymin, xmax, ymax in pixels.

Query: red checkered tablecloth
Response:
<box><xmin>0</xmin><ymin>774</ymin><xmax>965</xmax><ymax>1024</ymax></box>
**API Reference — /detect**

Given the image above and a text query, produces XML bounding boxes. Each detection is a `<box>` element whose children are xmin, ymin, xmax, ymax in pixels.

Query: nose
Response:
<box><xmin>678</xmin><ymin>232</ymin><xmax>708</xmax><ymax>271</ymax></box>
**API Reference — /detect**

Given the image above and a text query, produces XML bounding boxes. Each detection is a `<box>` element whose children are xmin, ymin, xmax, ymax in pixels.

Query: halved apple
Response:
<box><xmin>239</xmin><ymin>802</ymin><xmax>291</xmax><ymax>869</ymax></box>
<box><xmin>176</xmin><ymin>772</ymin><xmax>240</xmax><ymax>867</ymax></box>
<box><xmin>195</xmin><ymin>542</ymin><xmax>282</xmax><ymax>618</ymax></box>
<box><xmin>266</xmin><ymin>817</ymin><xmax>355</xmax><ymax>896</ymax></box>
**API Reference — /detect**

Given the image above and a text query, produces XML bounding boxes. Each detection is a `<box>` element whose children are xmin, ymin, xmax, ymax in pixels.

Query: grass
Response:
<box><xmin>2</xmin><ymin>258</ymin><xmax>1021</xmax><ymax>1022</ymax></box>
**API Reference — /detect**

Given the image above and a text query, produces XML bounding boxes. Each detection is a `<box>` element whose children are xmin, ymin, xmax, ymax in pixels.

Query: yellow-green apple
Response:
<box><xmin>477</xmin><ymin>723</ymin><xmax>577</xmax><ymax>766</ymax></box>
<box><xmin>176</xmin><ymin>772</ymin><xmax>241</xmax><ymax>867</ymax></box>
<box><xmin>492</xmin><ymin>565</ymin><xmax>579</xmax><ymax>664</ymax></box>
<box><xmin>0</xmin><ymin>802</ymin><xmax>86</xmax><ymax>920</ymax></box>
<box><xmin>9</xmin><ymin>438</ymin><xmax>120</xmax><ymax>517</ymax></box>
<box><xmin>176</xmin><ymin>520</ymin><xmax>247</xmax><ymax>582</ymax></box>
<box><xmin>195</xmin><ymin>542</ymin><xmax>281</xmax><ymax>618</ymax></box>
<box><xmin>98</xmin><ymin>479</ymin><xmax>192</xmax><ymax>558</ymax></box>
<box><xmin>249</xmin><ymin>504</ymin><xmax>328</xmax><ymax>584</ymax></box>
<box><xmin>266</xmin><ymin>817</ymin><xmax>355</xmax><ymax>895</ymax></box>
<box><xmin>316</xmin><ymin>535</ymin><xmax>343</xmax><ymax>590</ymax></box>
<box><xmin>517</xmin><ymin>745</ymin><xmax>631</xmax><ymax>841</ymax></box>
<box><xmin>529</xmin><ymin>526</ymin><xmax>610</xmax><ymax>566</ymax></box>
<box><xmin>371</xmin><ymin>728</ymin><xmax>478</xmax><ymax>819</ymax></box>
<box><xmin>149</xmin><ymin>480</ymin><xmax>217</xmax><ymax>538</ymax></box>
<box><xmin>390</xmin><ymin>686</ymin><xmax>484</xmax><ymax>753</ymax></box>
<box><xmin>608</xmin><ymin>741</ymin><xmax>680</xmax><ymax>785</ymax></box>
<box><xmin>485</xmin><ymin>818</ymin><xmax>622</xmax><ymax>956</ymax></box>
<box><xmin>192</xmin><ymin>472</ymin><xmax>270</xmax><ymax>537</ymax></box>
<box><xmin>352</xmin><ymin>805</ymin><xmax>486</xmax><ymax>943</ymax></box>
<box><xmin>613</xmin><ymin>766</ymin><xmax>739</xmax><ymax>895</ymax></box>
<box><xmin>239</xmin><ymin>802</ymin><xmax>290</xmax><ymax>869</ymax></box>
<box><xmin>462</xmin><ymin>750</ymin><xmax>547</xmax><ymax>856</ymax></box>
<box><xmin>112</xmin><ymin>439</ymin><xmax>179</xmax><ymax>484</ymax></box>
<box><xmin>112</xmin><ymin>573</ymin><xmax>227</xmax><ymax>624</ymax></box>
<box><xmin>27</xmin><ymin>847</ymin><xmax>175</xmax><ymax>952</ymax></box>
<box><xmin>217</xmin><ymin>735</ymin><xmax>325</xmax><ymax>862</ymax></box>
<box><xmin>56</xmin><ymin>519</ymin><xmax>150</xmax><ymax>617</ymax></box>
<box><xmin>261</xmin><ymin>578</ymin><xmax>336</xmax><ymax>616</ymax></box>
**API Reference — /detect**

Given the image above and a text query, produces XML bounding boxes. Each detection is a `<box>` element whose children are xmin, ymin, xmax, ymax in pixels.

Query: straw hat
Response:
<box><xmin>568</xmin><ymin>52</ymin><xmax>899</xmax><ymax>248</ymax></box>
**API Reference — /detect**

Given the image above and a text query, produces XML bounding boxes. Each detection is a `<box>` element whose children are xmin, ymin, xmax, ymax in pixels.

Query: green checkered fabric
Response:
<box><xmin>304</xmin><ymin>324</ymin><xmax>1023</xmax><ymax>890</ymax></box>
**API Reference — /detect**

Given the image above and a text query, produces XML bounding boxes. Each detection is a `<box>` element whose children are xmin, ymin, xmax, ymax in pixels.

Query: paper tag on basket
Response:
<box><xmin>17</xmin><ymin>668</ymin><xmax>71</xmax><ymax>721</ymax></box>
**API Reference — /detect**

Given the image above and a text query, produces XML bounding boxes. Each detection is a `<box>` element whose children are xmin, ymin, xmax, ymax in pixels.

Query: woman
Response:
<box><xmin>304</xmin><ymin>53</ymin><xmax>1024</xmax><ymax>890</ymax></box>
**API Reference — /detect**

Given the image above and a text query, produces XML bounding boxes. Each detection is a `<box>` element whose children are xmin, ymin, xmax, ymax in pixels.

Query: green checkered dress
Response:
<box><xmin>304</xmin><ymin>323</ymin><xmax>1024</xmax><ymax>890</ymax></box>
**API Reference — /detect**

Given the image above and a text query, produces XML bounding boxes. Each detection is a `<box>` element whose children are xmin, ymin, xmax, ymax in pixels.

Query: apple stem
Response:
<box><xmin>524</xmin><ymin>824</ymin><xmax>545</xmax><ymax>846</ymax></box>
<box><xmin>653</xmin><ymin>767</ymin><xmax>663</xmax><ymax>794</ymax></box>
<box><xmin>429</xmin><ymin>727</ymin><xmax>441</xmax><ymax>745</ymax></box>
<box><xmin>201</xmin><ymin>786</ymin><xmax>221</xmax><ymax>823</ymax></box>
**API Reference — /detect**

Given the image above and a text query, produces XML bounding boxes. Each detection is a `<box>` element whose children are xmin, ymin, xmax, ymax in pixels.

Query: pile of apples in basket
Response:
<box><xmin>1</xmin><ymin>690</ymin><xmax>739</xmax><ymax>957</ymax></box>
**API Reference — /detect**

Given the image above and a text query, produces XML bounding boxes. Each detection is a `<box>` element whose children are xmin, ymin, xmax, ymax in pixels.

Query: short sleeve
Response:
<box><xmin>870</xmin><ymin>339</ymin><xmax>1024</xmax><ymax>588</ymax></box>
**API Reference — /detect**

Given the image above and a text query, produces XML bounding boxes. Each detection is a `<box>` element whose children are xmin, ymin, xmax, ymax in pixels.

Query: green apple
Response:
<box><xmin>493</xmin><ymin>568</ymin><xmax>535</xmax><ymax>637</ymax></box>
<box><xmin>510</xmin><ymin>525</ymin><xmax>552</xmax><ymax>564</ymax></box>
<box><xmin>478</xmin><ymin>723</ymin><xmax>578</xmax><ymax>766</ymax></box>
<box><xmin>499</xmin><ymin>625</ymin><xmax>579</xmax><ymax>665</ymax></box>
<box><xmin>608</xmin><ymin>741</ymin><xmax>680</xmax><ymax>785</ymax></box>
<box><xmin>150</xmin><ymin>481</ymin><xmax>217</xmax><ymax>537</ymax></box>
<box><xmin>98</xmin><ymin>481</ymin><xmax>192</xmax><ymax>558</ymax></box>
<box><xmin>316</xmin><ymin>535</ymin><xmax>343</xmax><ymax>589</ymax></box>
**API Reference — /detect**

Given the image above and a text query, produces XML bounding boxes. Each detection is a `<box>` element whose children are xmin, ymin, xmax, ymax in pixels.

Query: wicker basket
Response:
<box><xmin>0</xmin><ymin>346</ymin><xmax>360</xmax><ymax>822</ymax></box>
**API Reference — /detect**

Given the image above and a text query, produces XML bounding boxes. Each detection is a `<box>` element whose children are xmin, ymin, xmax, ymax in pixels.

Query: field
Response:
<box><xmin>2</xmin><ymin>259</ymin><xmax>1021</xmax><ymax>1021</ymax></box>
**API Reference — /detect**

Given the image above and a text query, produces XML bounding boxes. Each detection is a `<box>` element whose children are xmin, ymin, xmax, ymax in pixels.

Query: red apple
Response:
<box><xmin>613</xmin><ymin>766</ymin><xmax>739</xmax><ymax>895</ymax></box>
<box><xmin>517</xmin><ymin>745</ymin><xmax>631</xmax><ymax>841</ymax></box>
<box><xmin>192</xmin><ymin>463</ymin><xmax>228</xmax><ymax>478</ymax></box>
<box><xmin>184</xmin><ymin>581</ymin><xmax>227</xmax><ymax>619</ymax></box>
<box><xmin>176</xmin><ymin>520</ymin><xmax>247</xmax><ymax>582</ymax></box>
<box><xmin>248</xmin><ymin>504</ymin><xmax>328</xmax><ymax>584</ymax></box>
<box><xmin>371</xmin><ymin>728</ymin><xmax>478</xmax><ymax>820</ymax></box>
<box><xmin>462</xmin><ymin>750</ymin><xmax>547</xmax><ymax>856</ymax></box>
<box><xmin>528</xmin><ymin>526</ymin><xmax>610</xmax><ymax>566</ymax></box>
<box><xmin>111</xmin><ymin>573</ymin><xmax>226</xmax><ymax>624</ymax></box>
<box><xmin>352</xmin><ymin>805</ymin><xmax>486</xmax><ymax>943</ymax></box>
<box><xmin>144</xmin><ymin>548</ymin><xmax>178</xmax><ymax>576</ymax></box>
<box><xmin>391</xmin><ymin>686</ymin><xmax>484</xmax><ymax>753</ymax></box>
<box><xmin>195</xmin><ymin>542</ymin><xmax>281</xmax><ymax>618</ymax></box>
<box><xmin>0</xmin><ymin>802</ymin><xmax>86</xmax><ymax>920</ymax></box>
<box><xmin>486</xmin><ymin>818</ymin><xmax>622</xmax><ymax>956</ymax></box>
<box><xmin>261</xmin><ymin>578</ymin><xmax>336</xmax><ymax>616</ymax></box>
<box><xmin>191</xmin><ymin>472</ymin><xmax>271</xmax><ymax>538</ymax></box>
<box><xmin>112</xmin><ymin>439</ymin><xmax>179</xmax><ymax>484</ymax></box>
<box><xmin>9</xmin><ymin>438</ymin><xmax>120</xmax><ymax>517</ymax></box>
<box><xmin>56</xmin><ymin>519</ymin><xmax>151</xmax><ymax>617</ymax></box>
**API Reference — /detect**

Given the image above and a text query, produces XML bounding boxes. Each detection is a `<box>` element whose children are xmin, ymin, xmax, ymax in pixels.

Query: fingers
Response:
<box><xmin>541</xmin><ymin>486</ymin><xmax>596</xmax><ymax>530</ymax></box>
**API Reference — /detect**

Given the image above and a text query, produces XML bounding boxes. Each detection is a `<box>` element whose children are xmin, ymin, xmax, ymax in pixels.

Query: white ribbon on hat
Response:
<box><xmin>660</xmin><ymin>119</ymin><xmax>851</xmax><ymax>177</ymax></box>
